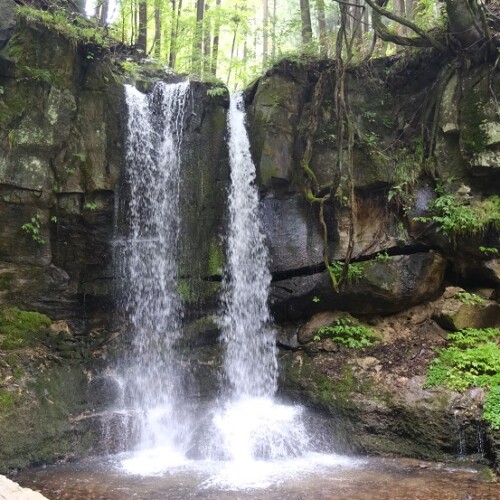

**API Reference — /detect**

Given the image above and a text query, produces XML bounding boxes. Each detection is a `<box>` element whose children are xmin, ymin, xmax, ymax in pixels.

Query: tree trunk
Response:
<box><xmin>226</xmin><ymin>22</ymin><xmax>239</xmax><ymax>85</ymax></box>
<box><xmin>263</xmin><ymin>0</ymin><xmax>269</xmax><ymax>67</ymax></box>
<box><xmin>153</xmin><ymin>0</ymin><xmax>162</xmax><ymax>58</ymax></box>
<box><xmin>271</xmin><ymin>0</ymin><xmax>277</xmax><ymax>60</ymax></box>
<box><xmin>137</xmin><ymin>0</ymin><xmax>148</xmax><ymax>53</ymax></box>
<box><xmin>211</xmin><ymin>0</ymin><xmax>222</xmax><ymax>76</ymax></box>
<box><xmin>193</xmin><ymin>0</ymin><xmax>205</xmax><ymax>75</ymax></box>
<box><xmin>352</xmin><ymin>0</ymin><xmax>363</xmax><ymax>44</ymax></box>
<box><xmin>203</xmin><ymin>2</ymin><xmax>211</xmax><ymax>77</ymax></box>
<box><xmin>316</xmin><ymin>0</ymin><xmax>327</xmax><ymax>57</ymax></box>
<box><xmin>445</xmin><ymin>0</ymin><xmax>491</xmax><ymax>54</ymax></box>
<box><xmin>394</xmin><ymin>0</ymin><xmax>406</xmax><ymax>34</ymax></box>
<box><xmin>169</xmin><ymin>0</ymin><xmax>183</xmax><ymax>69</ymax></box>
<box><xmin>300</xmin><ymin>0</ymin><xmax>313</xmax><ymax>48</ymax></box>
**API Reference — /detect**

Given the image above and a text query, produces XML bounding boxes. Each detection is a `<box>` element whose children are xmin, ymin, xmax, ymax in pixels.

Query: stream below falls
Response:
<box><xmin>15</xmin><ymin>456</ymin><xmax>498</xmax><ymax>499</ymax></box>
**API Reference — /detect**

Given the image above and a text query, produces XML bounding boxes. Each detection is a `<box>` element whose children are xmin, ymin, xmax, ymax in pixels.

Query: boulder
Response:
<box><xmin>433</xmin><ymin>291</ymin><xmax>500</xmax><ymax>331</ymax></box>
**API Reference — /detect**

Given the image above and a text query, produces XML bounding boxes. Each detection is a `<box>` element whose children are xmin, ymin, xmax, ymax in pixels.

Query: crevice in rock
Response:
<box><xmin>269</xmin><ymin>243</ymin><xmax>436</xmax><ymax>283</ymax></box>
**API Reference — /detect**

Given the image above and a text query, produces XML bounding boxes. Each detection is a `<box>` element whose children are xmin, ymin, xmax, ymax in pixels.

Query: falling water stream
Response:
<box><xmin>14</xmin><ymin>84</ymin><xmax>498</xmax><ymax>498</ymax></box>
<box><xmin>118</xmin><ymin>81</ymin><xmax>192</xmax><ymax>470</ymax></box>
<box><xmin>207</xmin><ymin>94</ymin><xmax>311</xmax><ymax>467</ymax></box>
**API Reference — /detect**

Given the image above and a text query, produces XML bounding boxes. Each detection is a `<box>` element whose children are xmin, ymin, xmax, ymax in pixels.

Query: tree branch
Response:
<box><xmin>363</xmin><ymin>0</ymin><xmax>447</xmax><ymax>52</ymax></box>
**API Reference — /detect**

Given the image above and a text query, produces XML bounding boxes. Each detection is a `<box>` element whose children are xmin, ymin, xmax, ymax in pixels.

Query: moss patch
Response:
<box><xmin>208</xmin><ymin>238</ymin><xmax>224</xmax><ymax>276</ymax></box>
<box><xmin>0</xmin><ymin>307</ymin><xmax>51</xmax><ymax>350</ymax></box>
<box><xmin>0</xmin><ymin>390</ymin><xmax>16</xmax><ymax>412</ymax></box>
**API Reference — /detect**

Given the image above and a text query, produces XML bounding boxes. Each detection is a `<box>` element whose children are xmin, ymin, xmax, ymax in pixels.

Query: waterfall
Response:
<box><xmin>210</xmin><ymin>94</ymin><xmax>310</xmax><ymax>463</ymax></box>
<box><xmin>222</xmin><ymin>93</ymin><xmax>278</xmax><ymax>398</ymax></box>
<box><xmin>118</xmin><ymin>81</ymin><xmax>190</xmax><ymax>464</ymax></box>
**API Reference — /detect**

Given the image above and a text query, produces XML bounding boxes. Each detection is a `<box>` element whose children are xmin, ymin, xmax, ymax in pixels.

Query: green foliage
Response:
<box><xmin>84</xmin><ymin>202</ymin><xmax>97</xmax><ymax>211</ymax></box>
<box><xmin>312</xmin><ymin>296</ymin><xmax>320</xmax><ymax>303</ymax></box>
<box><xmin>480</xmin><ymin>246</ymin><xmax>498</xmax><ymax>256</ymax></box>
<box><xmin>0</xmin><ymin>391</ymin><xmax>15</xmax><ymax>411</ymax></box>
<box><xmin>0</xmin><ymin>307</ymin><xmax>51</xmax><ymax>350</ymax></box>
<box><xmin>314</xmin><ymin>317</ymin><xmax>379</xmax><ymax>349</ymax></box>
<box><xmin>426</xmin><ymin>328</ymin><xmax>500</xmax><ymax>428</ymax></box>
<box><xmin>21</xmin><ymin>213</ymin><xmax>45</xmax><ymax>245</ymax></box>
<box><xmin>328</xmin><ymin>261</ymin><xmax>364</xmax><ymax>285</ymax></box>
<box><xmin>72</xmin><ymin>152</ymin><xmax>86</xmax><ymax>162</ymax></box>
<box><xmin>484</xmin><ymin>386</ymin><xmax>500</xmax><ymax>430</ymax></box>
<box><xmin>414</xmin><ymin>193</ymin><xmax>500</xmax><ymax>238</ymax></box>
<box><xmin>454</xmin><ymin>291</ymin><xmax>484</xmax><ymax>305</ymax></box>
<box><xmin>374</xmin><ymin>251</ymin><xmax>390</xmax><ymax>261</ymax></box>
<box><xmin>387</xmin><ymin>145</ymin><xmax>426</xmax><ymax>210</ymax></box>
<box><xmin>207</xmin><ymin>86</ymin><xmax>227</xmax><ymax>97</ymax></box>
<box><xmin>22</xmin><ymin>66</ymin><xmax>56</xmax><ymax>85</ymax></box>
<box><xmin>119</xmin><ymin>60</ymin><xmax>141</xmax><ymax>78</ymax></box>
<box><xmin>16</xmin><ymin>6</ymin><xmax>110</xmax><ymax>49</ymax></box>
<box><xmin>361</xmin><ymin>131</ymin><xmax>379</xmax><ymax>147</ymax></box>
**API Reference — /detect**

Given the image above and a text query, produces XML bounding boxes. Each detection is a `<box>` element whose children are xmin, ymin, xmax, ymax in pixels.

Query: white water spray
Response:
<box><xmin>119</xmin><ymin>82</ymin><xmax>190</xmax><ymax>462</ymax></box>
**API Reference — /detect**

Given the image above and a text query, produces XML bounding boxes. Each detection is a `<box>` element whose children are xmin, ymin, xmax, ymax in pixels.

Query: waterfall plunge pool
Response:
<box><xmin>15</xmin><ymin>455</ymin><xmax>497</xmax><ymax>499</ymax></box>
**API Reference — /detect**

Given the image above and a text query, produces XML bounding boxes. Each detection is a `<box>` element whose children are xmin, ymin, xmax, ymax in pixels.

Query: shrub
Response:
<box><xmin>426</xmin><ymin>328</ymin><xmax>500</xmax><ymax>429</ymax></box>
<box><xmin>414</xmin><ymin>194</ymin><xmax>500</xmax><ymax>239</ymax></box>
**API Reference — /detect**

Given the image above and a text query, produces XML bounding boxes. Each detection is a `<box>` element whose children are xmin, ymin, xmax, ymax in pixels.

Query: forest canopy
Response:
<box><xmin>16</xmin><ymin>0</ymin><xmax>500</xmax><ymax>88</ymax></box>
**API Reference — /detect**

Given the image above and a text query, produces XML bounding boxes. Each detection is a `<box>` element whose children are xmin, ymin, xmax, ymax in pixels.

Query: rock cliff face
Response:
<box><xmin>245</xmin><ymin>56</ymin><xmax>500</xmax><ymax>468</ymax></box>
<box><xmin>246</xmin><ymin>57</ymin><xmax>499</xmax><ymax>320</ymax></box>
<box><xmin>0</xmin><ymin>8</ymin><xmax>499</xmax><ymax>474</ymax></box>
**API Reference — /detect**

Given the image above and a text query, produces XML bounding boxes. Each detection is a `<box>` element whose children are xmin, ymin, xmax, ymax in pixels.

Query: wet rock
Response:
<box><xmin>88</xmin><ymin>375</ymin><xmax>123</xmax><ymax>409</ymax></box>
<box><xmin>262</xmin><ymin>194</ymin><xmax>323</xmax><ymax>273</ymax></box>
<box><xmin>271</xmin><ymin>252</ymin><xmax>446</xmax><ymax>320</ymax></box>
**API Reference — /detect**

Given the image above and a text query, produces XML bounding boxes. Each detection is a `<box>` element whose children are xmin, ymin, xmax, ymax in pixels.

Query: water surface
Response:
<box><xmin>16</xmin><ymin>456</ymin><xmax>497</xmax><ymax>500</ymax></box>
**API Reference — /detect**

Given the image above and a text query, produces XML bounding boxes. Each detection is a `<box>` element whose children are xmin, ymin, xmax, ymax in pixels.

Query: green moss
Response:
<box><xmin>178</xmin><ymin>279</ymin><xmax>194</xmax><ymax>302</ymax></box>
<box><xmin>0</xmin><ymin>391</ymin><xmax>15</xmax><ymax>412</ymax></box>
<box><xmin>0</xmin><ymin>307</ymin><xmax>51</xmax><ymax>350</ymax></box>
<box><xmin>208</xmin><ymin>239</ymin><xmax>224</xmax><ymax>276</ymax></box>
<box><xmin>0</xmin><ymin>86</ymin><xmax>29</xmax><ymax>130</ymax></box>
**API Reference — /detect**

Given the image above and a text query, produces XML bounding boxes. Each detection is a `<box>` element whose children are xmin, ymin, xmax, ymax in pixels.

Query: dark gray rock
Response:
<box><xmin>0</xmin><ymin>0</ymin><xmax>16</xmax><ymax>49</ymax></box>
<box><xmin>262</xmin><ymin>194</ymin><xmax>323</xmax><ymax>273</ymax></box>
<box><xmin>270</xmin><ymin>252</ymin><xmax>446</xmax><ymax>321</ymax></box>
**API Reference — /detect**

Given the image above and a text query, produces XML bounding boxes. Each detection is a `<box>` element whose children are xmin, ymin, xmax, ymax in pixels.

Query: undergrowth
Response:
<box><xmin>414</xmin><ymin>193</ymin><xmax>500</xmax><ymax>239</ymax></box>
<box><xmin>16</xmin><ymin>6</ymin><xmax>110</xmax><ymax>50</ymax></box>
<box><xmin>328</xmin><ymin>261</ymin><xmax>364</xmax><ymax>286</ymax></box>
<box><xmin>426</xmin><ymin>328</ymin><xmax>500</xmax><ymax>429</ymax></box>
<box><xmin>314</xmin><ymin>317</ymin><xmax>379</xmax><ymax>349</ymax></box>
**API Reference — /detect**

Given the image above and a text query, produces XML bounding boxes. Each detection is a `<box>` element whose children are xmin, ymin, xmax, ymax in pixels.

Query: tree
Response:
<box><xmin>193</xmin><ymin>0</ymin><xmax>206</xmax><ymax>75</ymax></box>
<box><xmin>263</xmin><ymin>0</ymin><xmax>269</xmax><ymax>66</ymax></box>
<box><xmin>137</xmin><ymin>0</ymin><xmax>148</xmax><ymax>53</ymax></box>
<box><xmin>315</xmin><ymin>0</ymin><xmax>327</xmax><ymax>57</ymax></box>
<box><xmin>211</xmin><ymin>0</ymin><xmax>222</xmax><ymax>75</ymax></box>
<box><xmin>299</xmin><ymin>0</ymin><xmax>313</xmax><ymax>48</ymax></box>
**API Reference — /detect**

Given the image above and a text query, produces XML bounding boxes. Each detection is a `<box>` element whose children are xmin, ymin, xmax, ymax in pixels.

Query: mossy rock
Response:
<box><xmin>0</xmin><ymin>307</ymin><xmax>51</xmax><ymax>349</ymax></box>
